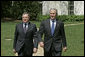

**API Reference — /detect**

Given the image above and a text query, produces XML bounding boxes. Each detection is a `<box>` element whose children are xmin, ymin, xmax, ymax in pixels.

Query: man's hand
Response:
<box><xmin>63</xmin><ymin>47</ymin><xmax>67</xmax><ymax>52</ymax></box>
<box><xmin>39</xmin><ymin>42</ymin><xmax>44</xmax><ymax>48</ymax></box>
<box><xmin>33</xmin><ymin>48</ymin><xmax>37</xmax><ymax>53</ymax></box>
<box><xmin>13</xmin><ymin>49</ymin><xmax>16</xmax><ymax>53</ymax></box>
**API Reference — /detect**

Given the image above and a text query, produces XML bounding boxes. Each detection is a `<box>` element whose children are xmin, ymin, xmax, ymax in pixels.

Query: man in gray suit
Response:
<box><xmin>13</xmin><ymin>12</ymin><xmax>38</xmax><ymax>56</ymax></box>
<box><xmin>38</xmin><ymin>8</ymin><xmax>67</xmax><ymax>56</ymax></box>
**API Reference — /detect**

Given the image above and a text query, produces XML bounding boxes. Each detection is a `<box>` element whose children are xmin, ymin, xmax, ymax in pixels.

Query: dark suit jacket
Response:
<box><xmin>38</xmin><ymin>19</ymin><xmax>67</xmax><ymax>52</ymax></box>
<box><xmin>13</xmin><ymin>22</ymin><xmax>38</xmax><ymax>53</ymax></box>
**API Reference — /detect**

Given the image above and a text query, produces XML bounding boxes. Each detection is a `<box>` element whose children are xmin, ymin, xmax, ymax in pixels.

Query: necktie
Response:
<box><xmin>24</xmin><ymin>23</ymin><xmax>27</xmax><ymax>33</ymax></box>
<box><xmin>51</xmin><ymin>20</ymin><xmax>55</xmax><ymax>36</ymax></box>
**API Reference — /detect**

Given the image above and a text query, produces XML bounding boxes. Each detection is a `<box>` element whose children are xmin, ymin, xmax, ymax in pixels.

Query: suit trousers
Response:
<box><xmin>44</xmin><ymin>45</ymin><xmax>62</xmax><ymax>56</ymax></box>
<box><xmin>18</xmin><ymin>44</ymin><xmax>33</xmax><ymax>56</ymax></box>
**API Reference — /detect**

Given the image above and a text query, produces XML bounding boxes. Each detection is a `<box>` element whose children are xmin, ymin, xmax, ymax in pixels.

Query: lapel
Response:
<box><xmin>26</xmin><ymin>22</ymin><xmax>31</xmax><ymax>32</ymax></box>
<box><xmin>21</xmin><ymin>22</ymin><xmax>25</xmax><ymax>34</ymax></box>
<box><xmin>47</xmin><ymin>19</ymin><xmax>52</xmax><ymax>35</ymax></box>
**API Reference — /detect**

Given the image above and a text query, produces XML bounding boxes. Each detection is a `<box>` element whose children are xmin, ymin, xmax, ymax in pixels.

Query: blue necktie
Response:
<box><xmin>51</xmin><ymin>20</ymin><xmax>55</xmax><ymax>36</ymax></box>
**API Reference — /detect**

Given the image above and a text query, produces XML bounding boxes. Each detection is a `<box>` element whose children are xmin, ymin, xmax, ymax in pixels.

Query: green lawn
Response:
<box><xmin>62</xmin><ymin>23</ymin><xmax>84</xmax><ymax>56</ymax></box>
<box><xmin>1</xmin><ymin>21</ymin><xmax>84</xmax><ymax>56</ymax></box>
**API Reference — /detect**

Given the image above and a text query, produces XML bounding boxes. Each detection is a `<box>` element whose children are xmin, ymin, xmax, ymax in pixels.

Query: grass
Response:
<box><xmin>62</xmin><ymin>24</ymin><xmax>84</xmax><ymax>56</ymax></box>
<box><xmin>1</xmin><ymin>21</ymin><xmax>84</xmax><ymax>56</ymax></box>
<box><xmin>1</xmin><ymin>22</ymin><xmax>17</xmax><ymax>56</ymax></box>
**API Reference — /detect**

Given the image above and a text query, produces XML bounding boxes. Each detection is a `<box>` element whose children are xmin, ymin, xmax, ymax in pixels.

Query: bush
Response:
<box><xmin>37</xmin><ymin>13</ymin><xmax>50</xmax><ymax>21</ymax></box>
<box><xmin>37</xmin><ymin>14</ymin><xmax>84</xmax><ymax>22</ymax></box>
<box><xmin>57</xmin><ymin>15</ymin><xmax>84</xmax><ymax>22</ymax></box>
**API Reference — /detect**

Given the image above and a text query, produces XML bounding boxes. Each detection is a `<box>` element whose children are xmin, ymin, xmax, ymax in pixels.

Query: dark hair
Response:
<box><xmin>22</xmin><ymin>12</ymin><xmax>30</xmax><ymax>17</ymax></box>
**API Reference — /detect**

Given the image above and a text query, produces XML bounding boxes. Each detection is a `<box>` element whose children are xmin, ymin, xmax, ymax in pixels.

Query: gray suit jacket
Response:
<box><xmin>13</xmin><ymin>22</ymin><xmax>38</xmax><ymax>53</ymax></box>
<box><xmin>38</xmin><ymin>19</ymin><xmax>67</xmax><ymax>52</ymax></box>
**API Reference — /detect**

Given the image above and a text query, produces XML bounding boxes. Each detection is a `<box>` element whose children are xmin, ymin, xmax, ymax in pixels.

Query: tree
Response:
<box><xmin>1</xmin><ymin>1</ymin><xmax>42</xmax><ymax>20</ymax></box>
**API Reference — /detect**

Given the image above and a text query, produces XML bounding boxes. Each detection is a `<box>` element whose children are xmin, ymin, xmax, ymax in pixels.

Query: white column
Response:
<box><xmin>60</xmin><ymin>1</ymin><xmax>68</xmax><ymax>15</ymax></box>
<box><xmin>74</xmin><ymin>1</ymin><xmax>84</xmax><ymax>15</ymax></box>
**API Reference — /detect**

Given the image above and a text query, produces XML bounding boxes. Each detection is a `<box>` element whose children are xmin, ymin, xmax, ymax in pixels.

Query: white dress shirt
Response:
<box><xmin>50</xmin><ymin>19</ymin><xmax>56</xmax><ymax>29</ymax></box>
<box><xmin>23</xmin><ymin>22</ymin><xmax>28</xmax><ymax>30</ymax></box>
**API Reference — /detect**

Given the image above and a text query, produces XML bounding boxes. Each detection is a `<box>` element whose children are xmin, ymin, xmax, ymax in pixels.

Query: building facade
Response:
<box><xmin>42</xmin><ymin>1</ymin><xmax>84</xmax><ymax>15</ymax></box>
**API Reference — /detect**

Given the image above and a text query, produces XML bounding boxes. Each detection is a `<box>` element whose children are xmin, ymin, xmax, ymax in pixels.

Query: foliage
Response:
<box><xmin>1</xmin><ymin>1</ymin><xmax>42</xmax><ymax>20</ymax></box>
<box><xmin>37</xmin><ymin>14</ymin><xmax>84</xmax><ymax>22</ymax></box>
<box><xmin>57</xmin><ymin>15</ymin><xmax>84</xmax><ymax>22</ymax></box>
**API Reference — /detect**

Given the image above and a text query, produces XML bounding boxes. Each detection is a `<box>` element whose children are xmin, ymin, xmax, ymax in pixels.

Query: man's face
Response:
<box><xmin>50</xmin><ymin>10</ymin><xmax>56</xmax><ymax>20</ymax></box>
<box><xmin>22</xmin><ymin>14</ymin><xmax>29</xmax><ymax>23</ymax></box>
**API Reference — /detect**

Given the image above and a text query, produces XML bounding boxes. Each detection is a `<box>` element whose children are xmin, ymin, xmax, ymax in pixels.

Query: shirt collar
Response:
<box><xmin>23</xmin><ymin>22</ymin><xmax>29</xmax><ymax>25</ymax></box>
<box><xmin>50</xmin><ymin>19</ymin><xmax>56</xmax><ymax>22</ymax></box>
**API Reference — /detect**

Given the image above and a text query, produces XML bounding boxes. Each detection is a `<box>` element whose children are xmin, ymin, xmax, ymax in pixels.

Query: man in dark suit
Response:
<box><xmin>38</xmin><ymin>8</ymin><xmax>67</xmax><ymax>56</ymax></box>
<box><xmin>13</xmin><ymin>12</ymin><xmax>38</xmax><ymax>56</ymax></box>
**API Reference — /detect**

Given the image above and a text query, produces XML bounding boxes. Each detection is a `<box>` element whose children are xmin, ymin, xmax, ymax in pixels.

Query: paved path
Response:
<box><xmin>33</xmin><ymin>45</ymin><xmax>44</xmax><ymax>56</ymax></box>
<box><xmin>64</xmin><ymin>23</ymin><xmax>84</xmax><ymax>26</ymax></box>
